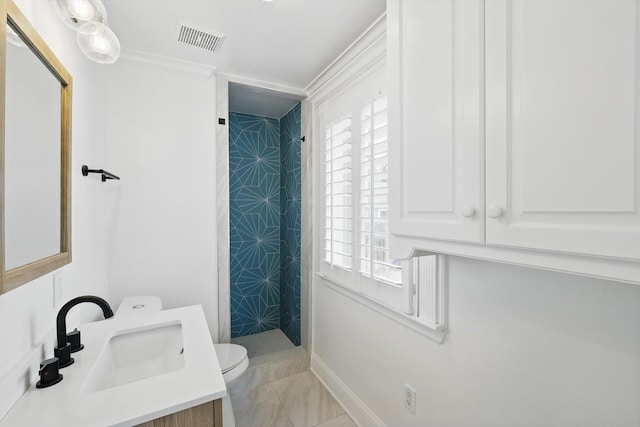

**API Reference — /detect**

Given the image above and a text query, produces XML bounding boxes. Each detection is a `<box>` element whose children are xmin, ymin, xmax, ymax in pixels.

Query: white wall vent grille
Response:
<box><xmin>176</xmin><ymin>20</ymin><xmax>225</xmax><ymax>52</ymax></box>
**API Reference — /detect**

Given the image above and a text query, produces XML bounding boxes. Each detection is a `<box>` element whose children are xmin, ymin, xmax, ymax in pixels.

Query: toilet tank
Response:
<box><xmin>115</xmin><ymin>296</ymin><xmax>163</xmax><ymax>317</ymax></box>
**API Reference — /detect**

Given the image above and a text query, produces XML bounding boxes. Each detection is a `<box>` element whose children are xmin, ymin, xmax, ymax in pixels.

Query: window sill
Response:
<box><xmin>316</xmin><ymin>272</ymin><xmax>447</xmax><ymax>344</ymax></box>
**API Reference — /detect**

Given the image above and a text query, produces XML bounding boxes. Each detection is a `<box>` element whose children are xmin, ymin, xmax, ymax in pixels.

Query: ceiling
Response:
<box><xmin>229</xmin><ymin>82</ymin><xmax>303</xmax><ymax>119</ymax></box>
<box><xmin>105</xmin><ymin>0</ymin><xmax>386</xmax><ymax>92</ymax></box>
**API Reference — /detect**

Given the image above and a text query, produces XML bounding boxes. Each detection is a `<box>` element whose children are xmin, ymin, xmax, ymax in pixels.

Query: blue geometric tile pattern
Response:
<box><xmin>230</xmin><ymin>113</ymin><xmax>281</xmax><ymax>338</ymax></box>
<box><xmin>279</xmin><ymin>104</ymin><xmax>301</xmax><ymax>346</ymax></box>
<box><xmin>229</xmin><ymin>106</ymin><xmax>301</xmax><ymax>344</ymax></box>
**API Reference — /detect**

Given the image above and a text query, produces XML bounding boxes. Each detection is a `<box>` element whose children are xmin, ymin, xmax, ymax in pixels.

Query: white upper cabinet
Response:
<box><xmin>388</xmin><ymin>0</ymin><xmax>640</xmax><ymax>282</ymax></box>
<box><xmin>388</xmin><ymin>0</ymin><xmax>483</xmax><ymax>244</ymax></box>
<box><xmin>485</xmin><ymin>0</ymin><xmax>640</xmax><ymax>260</ymax></box>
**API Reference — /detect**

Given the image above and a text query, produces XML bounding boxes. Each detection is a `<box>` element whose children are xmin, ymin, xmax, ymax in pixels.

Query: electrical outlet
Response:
<box><xmin>404</xmin><ymin>383</ymin><xmax>416</xmax><ymax>414</ymax></box>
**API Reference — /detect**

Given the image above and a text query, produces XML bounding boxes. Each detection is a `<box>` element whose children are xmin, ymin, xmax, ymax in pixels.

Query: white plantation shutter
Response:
<box><xmin>324</xmin><ymin>114</ymin><xmax>353</xmax><ymax>270</ymax></box>
<box><xmin>358</xmin><ymin>94</ymin><xmax>401</xmax><ymax>285</ymax></box>
<box><xmin>318</xmin><ymin>63</ymin><xmax>446</xmax><ymax>327</ymax></box>
<box><xmin>320</xmin><ymin>66</ymin><xmax>404</xmax><ymax>302</ymax></box>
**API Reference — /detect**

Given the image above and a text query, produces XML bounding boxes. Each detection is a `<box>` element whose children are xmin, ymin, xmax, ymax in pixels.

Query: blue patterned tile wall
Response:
<box><xmin>229</xmin><ymin>107</ymin><xmax>301</xmax><ymax>344</ymax></box>
<box><xmin>280</xmin><ymin>104</ymin><xmax>301</xmax><ymax>346</ymax></box>
<box><xmin>229</xmin><ymin>113</ymin><xmax>281</xmax><ymax>337</ymax></box>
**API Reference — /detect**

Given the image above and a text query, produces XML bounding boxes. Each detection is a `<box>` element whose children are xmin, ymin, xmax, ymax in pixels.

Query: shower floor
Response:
<box><xmin>230</xmin><ymin>329</ymin><xmax>296</xmax><ymax>358</ymax></box>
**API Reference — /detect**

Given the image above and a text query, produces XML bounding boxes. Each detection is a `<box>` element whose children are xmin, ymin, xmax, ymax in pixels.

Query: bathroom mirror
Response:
<box><xmin>1</xmin><ymin>0</ymin><xmax>72</xmax><ymax>294</ymax></box>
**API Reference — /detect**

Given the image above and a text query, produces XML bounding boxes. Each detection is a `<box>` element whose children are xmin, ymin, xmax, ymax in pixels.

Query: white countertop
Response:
<box><xmin>0</xmin><ymin>305</ymin><xmax>226</xmax><ymax>427</ymax></box>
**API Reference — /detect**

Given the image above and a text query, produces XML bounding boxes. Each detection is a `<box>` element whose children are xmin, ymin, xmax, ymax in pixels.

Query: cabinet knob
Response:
<box><xmin>487</xmin><ymin>205</ymin><xmax>503</xmax><ymax>218</ymax></box>
<box><xmin>461</xmin><ymin>206</ymin><xmax>475</xmax><ymax>217</ymax></box>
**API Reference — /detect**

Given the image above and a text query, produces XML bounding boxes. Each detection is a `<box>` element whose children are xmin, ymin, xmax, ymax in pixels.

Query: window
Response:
<box><xmin>324</xmin><ymin>114</ymin><xmax>353</xmax><ymax>270</ymax></box>
<box><xmin>358</xmin><ymin>93</ymin><xmax>400</xmax><ymax>285</ymax></box>
<box><xmin>316</xmin><ymin>62</ymin><xmax>446</xmax><ymax>334</ymax></box>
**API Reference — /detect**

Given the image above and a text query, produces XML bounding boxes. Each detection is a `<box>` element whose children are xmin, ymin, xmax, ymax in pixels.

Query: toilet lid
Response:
<box><xmin>213</xmin><ymin>344</ymin><xmax>248</xmax><ymax>374</ymax></box>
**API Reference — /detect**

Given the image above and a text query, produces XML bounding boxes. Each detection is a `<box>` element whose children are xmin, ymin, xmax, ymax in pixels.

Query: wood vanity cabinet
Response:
<box><xmin>388</xmin><ymin>0</ymin><xmax>640</xmax><ymax>282</ymax></box>
<box><xmin>136</xmin><ymin>399</ymin><xmax>223</xmax><ymax>427</ymax></box>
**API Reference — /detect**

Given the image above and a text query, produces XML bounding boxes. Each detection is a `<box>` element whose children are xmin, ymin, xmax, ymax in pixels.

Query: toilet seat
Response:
<box><xmin>213</xmin><ymin>344</ymin><xmax>248</xmax><ymax>374</ymax></box>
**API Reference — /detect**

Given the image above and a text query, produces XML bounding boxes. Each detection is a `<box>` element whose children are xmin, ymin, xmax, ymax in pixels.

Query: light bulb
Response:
<box><xmin>77</xmin><ymin>22</ymin><xmax>120</xmax><ymax>64</ymax></box>
<box><xmin>67</xmin><ymin>0</ymin><xmax>94</xmax><ymax>21</ymax></box>
<box><xmin>53</xmin><ymin>0</ymin><xmax>107</xmax><ymax>30</ymax></box>
<box><xmin>89</xmin><ymin>32</ymin><xmax>111</xmax><ymax>54</ymax></box>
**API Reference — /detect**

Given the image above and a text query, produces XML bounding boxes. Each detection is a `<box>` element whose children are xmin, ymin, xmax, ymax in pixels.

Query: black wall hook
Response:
<box><xmin>82</xmin><ymin>165</ymin><xmax>120</xmax><ymax>182</ymax></box>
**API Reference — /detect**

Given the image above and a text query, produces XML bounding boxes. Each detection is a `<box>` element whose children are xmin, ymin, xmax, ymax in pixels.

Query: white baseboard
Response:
<box><xmin>311</xmin><ymin>353</ymin><xmax>386</xmax><ymax>427</ymax></box>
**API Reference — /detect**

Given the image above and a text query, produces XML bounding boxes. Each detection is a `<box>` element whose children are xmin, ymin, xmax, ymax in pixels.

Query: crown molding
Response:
<box><xmin>117</xmin><ymin>48</ymin><xmax>217</xmax><ymax>80</ymax></box>
<box><xmin>305</xmin><ymin>13</ymin><xmax>386</xmax><ymax>99</ymax></box>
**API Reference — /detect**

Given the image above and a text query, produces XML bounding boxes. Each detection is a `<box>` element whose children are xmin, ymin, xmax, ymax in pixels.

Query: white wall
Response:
<box><xmin>105</xmin><ymin>65</ymin><xmax>219</xmax><ymax>340</ymax></box>
<box><xmin>0</xmin><ymin>0</ymin><xmax>109</xmax><ymax>419</ymax></box>
<box><xmin>313</xmin><ymin>257</ymin><xmax>640</xmax><ymax>427</ymax></box>
<box><xmin>1</xmin><ymin>13</ymin><xmax>219</xmax><ymax>421</ymax></box>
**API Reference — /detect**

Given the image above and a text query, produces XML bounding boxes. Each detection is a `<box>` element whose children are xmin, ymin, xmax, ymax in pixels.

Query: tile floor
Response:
<box><xmin>231</xmin><ymin>371</ymin><xmax>357</xmax><ymax>427</ymax></box>
<box><xmin>230</xmin><ymin>329</ymin><xmax>354</xmax><ymax>426</ymax></box>
<box><xmin>231</xmin><ymin>329</ymin><xmax>296</xmax><ymax>358</ymax></box>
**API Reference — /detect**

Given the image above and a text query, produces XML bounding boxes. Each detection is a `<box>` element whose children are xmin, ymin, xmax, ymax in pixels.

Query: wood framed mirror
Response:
<box><xmin>1</xmin><ymin>0</ymin><xmax>72</xmax><ymax>294</ymax></box>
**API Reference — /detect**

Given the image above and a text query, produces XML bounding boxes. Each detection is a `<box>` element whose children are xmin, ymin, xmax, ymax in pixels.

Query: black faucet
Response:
<box><xmin>54</xmin><ymin>296</ymin><xmax>114</xmax><ymax>368</ymax></box>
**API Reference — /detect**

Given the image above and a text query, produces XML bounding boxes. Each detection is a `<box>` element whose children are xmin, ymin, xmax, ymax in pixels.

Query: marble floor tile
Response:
<box><xmin>231</xmin><ymin>329</ymin><xmax>296</xmax><ymax>358</ymax></box>
<box><xmin>233</xmin><ymin>394</ymin><xmax>294</xmax><ymax>427</ymax></box>
<box><xmin>265</xmin><ymin>353</ymin><xmax>309</xmax><ymax>382</ymax></box>
<box><xmin>230</xmin><ymin>350</ymin><xmax>310</xmax><ymax>394</ymax></box>
<box><xmin>315</xmin><ymin>414</ymin><xmax>358</xmax><ymax>427</ymax></box>
<box><xmin>228</xmin><ymin>362</ymin><xmax>268</xmax><ymax>394</ymax></box>
<box><xmin>231</xmin><ymin>383</ymin><xmax>278</xmax><ymax>412</ymax></box>
<box><xmin>272</xmin><ymin>371</ymin><xmax>346</xmax><ymax>427</ymax></box>
<box><xmin>250</xmin><ymin>346</ymin><xmax>307</xmax><ymax>367</ymax></box>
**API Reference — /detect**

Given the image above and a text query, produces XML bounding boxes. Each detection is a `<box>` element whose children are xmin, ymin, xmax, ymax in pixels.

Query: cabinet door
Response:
<box><xmin>388</xmin><ymin>0</ymin><xmax>483</xmax><ymax>250</ymax></box>
<box><xmin>486</xmin><ymin>0</ymin><xmax>640</xmax><ymax>260</ymax></box>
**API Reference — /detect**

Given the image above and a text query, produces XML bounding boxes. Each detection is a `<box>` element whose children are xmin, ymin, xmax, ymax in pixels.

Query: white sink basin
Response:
<box><xmin>0</xmin><ymin>305</ymin><xmax>227</xmax><ymax>427</ymax></box>
<box><xmin>83</xmin><ymin>321</ymin><xmax>185</xmax><ymax>393</ymax></box>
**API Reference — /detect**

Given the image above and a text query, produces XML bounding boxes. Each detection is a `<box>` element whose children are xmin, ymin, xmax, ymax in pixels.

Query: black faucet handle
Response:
<box><xmin>36</xmin><ymin>357</ymin><xmax>63</xmax><ymax>388</ymax></box>
<box><xmin>67</xmin><ymin>329</ymin><xmax>84</xmax><ymax>353</ymax></box>
<box><xmin>54</xmin><ymin>343</ymin><xmax>74</xmax><ymax>368</ymax></box>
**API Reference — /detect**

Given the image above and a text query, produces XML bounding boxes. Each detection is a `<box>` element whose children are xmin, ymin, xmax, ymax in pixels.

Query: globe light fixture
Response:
<box><xmin>77</xmin><ymin>22</ymin><xmax>120</xmax><ymax>64</ymax></box>
<box><xmin>52</xmin><ymin>0</ymin><xmax>120</xmax><ymax>64</ymax></box>
<box><xmin>52</xmin><ymin>0</ymin><xmax>107</xmax><ymax>30</ymax></box>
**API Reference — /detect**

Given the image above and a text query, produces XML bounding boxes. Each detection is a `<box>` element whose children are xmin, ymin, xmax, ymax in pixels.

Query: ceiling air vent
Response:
<box><xmin>176</xmin><ymin>20</ymin><xmax>225</xmax><ymax>52</ymax></box>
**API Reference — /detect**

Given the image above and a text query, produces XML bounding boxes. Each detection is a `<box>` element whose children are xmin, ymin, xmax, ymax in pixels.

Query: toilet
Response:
<box><xmin>213</xmin><ymin>343</ymin><xmax>249</xmax><ymax>427</ymax></box>
<box><xmin>115</xmin><ymin>296</ymin><xmax>249</xmax><ymax>427</ymax></box>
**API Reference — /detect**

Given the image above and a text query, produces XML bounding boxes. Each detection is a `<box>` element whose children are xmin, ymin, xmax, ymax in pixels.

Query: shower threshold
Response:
<box><xmin>230</xmin><ymin>329</ymin><xmax>296</xmax><ymax>359</ymax></box>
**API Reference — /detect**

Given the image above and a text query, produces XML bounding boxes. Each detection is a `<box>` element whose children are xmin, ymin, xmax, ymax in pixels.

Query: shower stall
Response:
<box><xmin>219</xmin><ymin>80</ymin><xmax>305</xmax><ymax>354</ymax></box>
